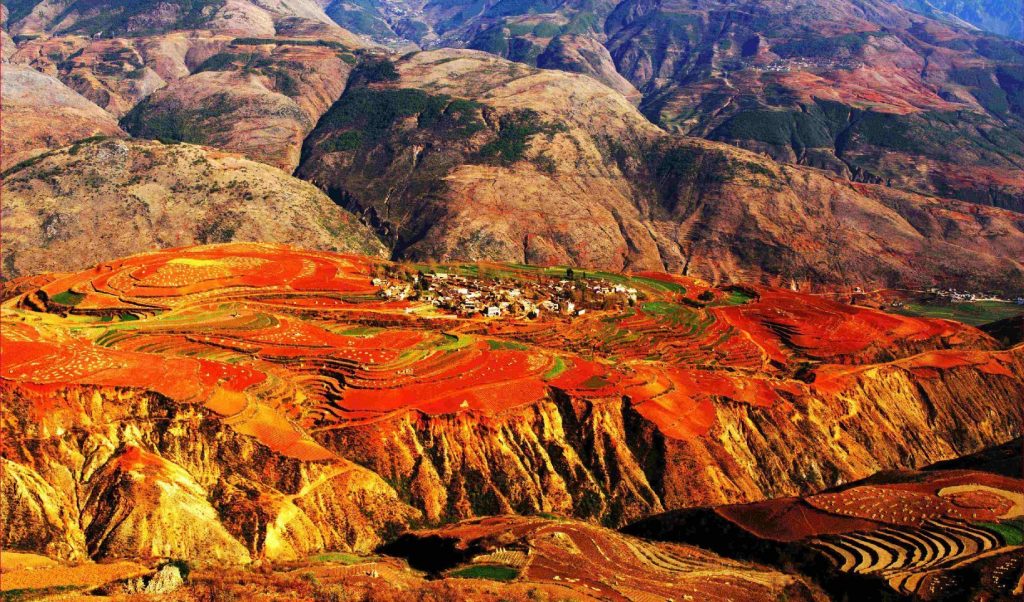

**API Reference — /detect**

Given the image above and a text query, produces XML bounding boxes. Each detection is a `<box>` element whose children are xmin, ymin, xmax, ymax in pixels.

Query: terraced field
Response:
<box><xmin>2</xmin><ymin>242</ymin><xmax>1022</xmax><ymax>564</ymax></box>
<box><xmin>2</xmin><ymin>245</ymin><xmax>1018</xmax><ymax>446</ymax></box>
<box><xmin>386</xmin><ymin>516</ymin><xmax>820</xmax><ymax>602</ymax></box>
<box><xmin>802</xmin><ymin>473</ymin><xmax>1024</xmax><ymax>594</ymax></box>
<box><xmin>627</xmin><ymin>466</ymin><xmax>1024</xmax><ymax>599</ymax></box>
<box><xmin>3</xmin><ymin>242</ymin><xmax>1001</xmax><ymax>453</ymax></box>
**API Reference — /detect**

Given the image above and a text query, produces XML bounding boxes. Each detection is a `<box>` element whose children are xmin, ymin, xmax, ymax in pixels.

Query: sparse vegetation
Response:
<box><xmin>231</xmin><ymin>38</ymin><xmax>349</xmax><ymax>50</ymax></box>
<box><xmin>53</xmin><ymin>0</ymin><xmax>226</xmax><ymax>36</ymax></box>
<box><xmin>1</xmin><ymin>586</ymin><xmax>79</xmax><ymax>601</ymax></box>
<box><xmin>772</xmin><ymin>32</ymin><xmax>878</xmax><ymax>58</ymax></box>
<box><xmin>307</xmin><ymin>552</ymin><xmax>372</xmax><ymax>564</ymax></box>
<box><xmin>121</xmin><ymin>92</ymin><xmax>235</xmax><ymax>144</ymax></box>
<box><xmin>478</xmin><ymin>109</ymin><xmax>566</xmax><ymax>164</ymax></box>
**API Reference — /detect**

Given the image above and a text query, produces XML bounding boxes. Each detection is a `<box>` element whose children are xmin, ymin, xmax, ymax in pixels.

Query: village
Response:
<box><xmin>372</xmin><ymin>266</ymin><xmax>641</xmax><ymax>319</ymax></box>
<box><xmin>756</xmin><ymin>57</ymin><xmax>863</xmax><ymax>73</ymax></box>
<box><xmin>923</xmin><ymin>287</ymin><xmax>1024</xmax><ymax>305</ymax></box>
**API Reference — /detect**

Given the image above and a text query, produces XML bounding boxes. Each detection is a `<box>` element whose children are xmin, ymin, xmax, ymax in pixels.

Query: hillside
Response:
<box><xmin>602</xmin><ymin>0</ymin><xmax>1024</xmax><ymax>209</ymax></box>
<box><xmin>8</xmin><ymin>0</ymin><xmax>1021</xmax><ymax>213</ymax></box>
<box><xmin>3</xmin><ymin>1</ymin><xmax>1023</xmax><ymax>598</ymax></box>
<box><xmin>119</xmin><ymin>38</ymin><xmax>361</xmax><ymax>170</ymax></box>
<box><xmin>4</xmin><ymin>3</ymin><xmax>1023</xmax><ymax>294</ymax></box>
<box><xmin>894</xmin><ymin>0</ymin><xmax>1023</xmax><ymax>39</ymax></box>
<box><xmin>297</xmin><ymin>49</ymin><xmax>1024</xmax><ymax>292</ymax></box>
<box><xmin>0</xmin><ymin>62</ymin><xmax>126</xmax><ymax>169</ymax></box>
<box><xmin>0</xmin><ymin>518</ymin><xmax>826</xmax><ymax>600</ymax></box>
<box><xmin>625</xmin><ymin>442</ymin><xmax>1024</xmax><ymax>599</ymax></box>
<box><xmin>2</xmin><ymin>243</ymin><xmax>1020</xmax><ymax>565</ymax></box>
<box><xmin>0</xmin><ymin>139</ymin><xmax>385</xmax><ymax>278</ymax></box>
<box><xmin>303</xmin><ymin>0</ymin><xmax>1024</xmax><ymax>209</ymax></box>
<box><xmin>4</xmin><ymin>0</ymin><xmax>367</xmax><ymax>43</ymax></box>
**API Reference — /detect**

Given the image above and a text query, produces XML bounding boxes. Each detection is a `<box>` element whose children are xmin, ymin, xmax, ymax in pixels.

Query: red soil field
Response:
<box><xmin>0</xmin><ymin>243</ymin><xmax>1009</xmax><ymax>456</ymax></box>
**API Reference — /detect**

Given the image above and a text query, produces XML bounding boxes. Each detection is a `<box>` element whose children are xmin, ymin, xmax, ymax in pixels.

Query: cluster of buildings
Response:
<box><xmin>374</xmin><ymin>270</ymin><xmax>640</xmax><ymax>319</ymax></box>
<box><xmin>925</xmin><ymin>288</ymin><xmax>1024</xmax><ymax>305</ymax></box>
<box><xmin>758</xmin><ymin>58</ymin><xmax>862</xmax><ymax>73</ymax></box>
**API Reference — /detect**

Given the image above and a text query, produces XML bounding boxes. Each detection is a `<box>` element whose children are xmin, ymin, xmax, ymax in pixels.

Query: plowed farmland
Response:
<box><xmin>625</xmin><ymin>452</ymin><xmax>1024</xmax><ymax>600</ymax></box>
<box><xmin>2</xmin><ymin>243</ymin><xmax>1022</xmax><ymax>567</ymax></box>
<box><xmin>3</xmin><ymin>242</ymin><xmax>1005</xmax><ymax>453</ymax></box>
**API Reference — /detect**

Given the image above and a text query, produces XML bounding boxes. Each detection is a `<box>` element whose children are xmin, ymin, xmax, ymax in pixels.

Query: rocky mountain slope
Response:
<box><xmin>119</xmin><ymin>38</ymin><xmax>361</xmax><ymax>170</ymax></box>
<box><xmin>3</xmin><ymin>0</ymin><xmax>366</xmax><ymax>42</ymax></box>
<box><xmin>0</xmin><ymin>62</ymin><xmax>126</xmax><ymax>169</ymax></box>
<box><xmin>2</xmin><ymin>243</ymin><xmax>1020</xmax><ymax>564</ymax></box>
<box><xmin>4</xmin><ymin>1</ymin><xmax>1023</xmax><ymax>295</ymax></box>
<box><xmin>894</xmin><ymin>0</ymin><xmax>1023</xmax><ymax>39</ymax></box>
<box><xmin>8</xmin><ymin>0</ymin><xmax>1021</xmax><ymax>212</ymax></box>
<box><xmin>300</xmin><ymin>0</ymin><xmax>1024</xmax><ymax>209</ymax></box>
<box><xmin>297</xmin><ymin>49</ymin><xmax>1024</xmax><ymax>292</ymax></box>
<box><xmin>600</xmin><ymin>0</ymin><xmax>1024</xmax><ymax>209</ymax></box>
<box><xmin>0</xmin><ymin>138</ymin><xmax>385</xmax><ymax>278</ymax></box>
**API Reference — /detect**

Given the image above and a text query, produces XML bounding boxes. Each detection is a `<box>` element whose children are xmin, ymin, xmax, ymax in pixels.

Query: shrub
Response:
<box><xmin>323</xmin><ymin>131</ymin><xmax>363</xmax><ymax>152</ymax></box>
<box><xmin>469</xmin><ymin>26</ymin><xmax>510</xmax><ymax>56</ymax></box>
<box><xmin>352</xmin><ymin>57</ymin><xmax>399</xmax><ymax>83</ymax></box>
<box><xmin>478</xmin><ymin>109</ymin><xmax>566</xmax><ymax>164</ymax></box>
<box><xmin>772</xmin><ymin>32</ymin><xmax>876</xmax><ymax>58</ymax></box>
<box><xmin>317</xmin><ymin>88</ymin><xmax>484</xmax><ymax>153</ymax></box>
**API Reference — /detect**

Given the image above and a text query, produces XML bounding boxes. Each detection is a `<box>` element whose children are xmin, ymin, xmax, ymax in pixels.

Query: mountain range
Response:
<box><xmin>3</xmin><ymin>0</ymin><xmax>1024</xmax><ymax>292</ymax></box>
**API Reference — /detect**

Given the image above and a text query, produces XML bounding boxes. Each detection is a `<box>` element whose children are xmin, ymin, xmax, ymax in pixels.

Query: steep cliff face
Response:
<box><xmin>320</xmin><ymin>346</ymin><xmax>1024</xmax><ymax>525</ymax></box>
<box><xmin>0</xmin><ymin>383</ymin><xmax>418</xmax><ymax>563</ymax></box>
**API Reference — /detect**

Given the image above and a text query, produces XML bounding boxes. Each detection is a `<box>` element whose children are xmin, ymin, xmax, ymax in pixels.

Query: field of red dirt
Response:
<box><xmin>0</xmin><ymin>242</ymin><xmax>1009</xmax><ymax>452</ymax></box>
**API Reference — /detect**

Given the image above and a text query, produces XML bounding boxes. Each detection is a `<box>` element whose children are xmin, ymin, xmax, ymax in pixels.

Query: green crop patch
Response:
<box><xmin>893</xmin><ymin>301</ymin><xmax>1024</xmax><ymax>327</ymax></box>
<box><xmin>720</xmin><ymin>289</ymin><xmax>756</xmax><ymax>306</ymax></box>
<box><xmin>977</xmin><ymin>520</ymin><xmax>1023</xmax><ymax>546</ymax></box>
<box><xmin>543</xmin><ymin>356</ymin><xmax>568</xmax><ymax>380</ymax></box>
<box><xmin>307</xmin><ymin>552</ymin><xmax>373</xmax><ymax>564</ymax></box>
<box><xmin>339</xmin><ymin>326</ymin><xmax>384</xmax><ymax>336</ymax></box>
<box><xmin>486</xmin><ymin>339</ymin><xmax>529</xmax><ymax>350</ymax></box>
<box><xmin>2</xmin><ymin>586</ymin><xmax>79</xmax><ymax>602</ymax></box>
<box><xmin>449</xmin><ymin>564</ymin><xmax>519</xmax><ymax>581</ymax></box>
<box><xmin>50</xmin><ymin>290</ymin><xmax>86</xmax><ymax>306</ymax></box>
<box><xmin>579</xmin><ymin>375</ymin><xmax>611</xmax><ymax>389</ymax></box>
<box><xmin>434</xmin><ymin>333</ymin><xmax>474</xmax><ymax>351</ymax></box>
